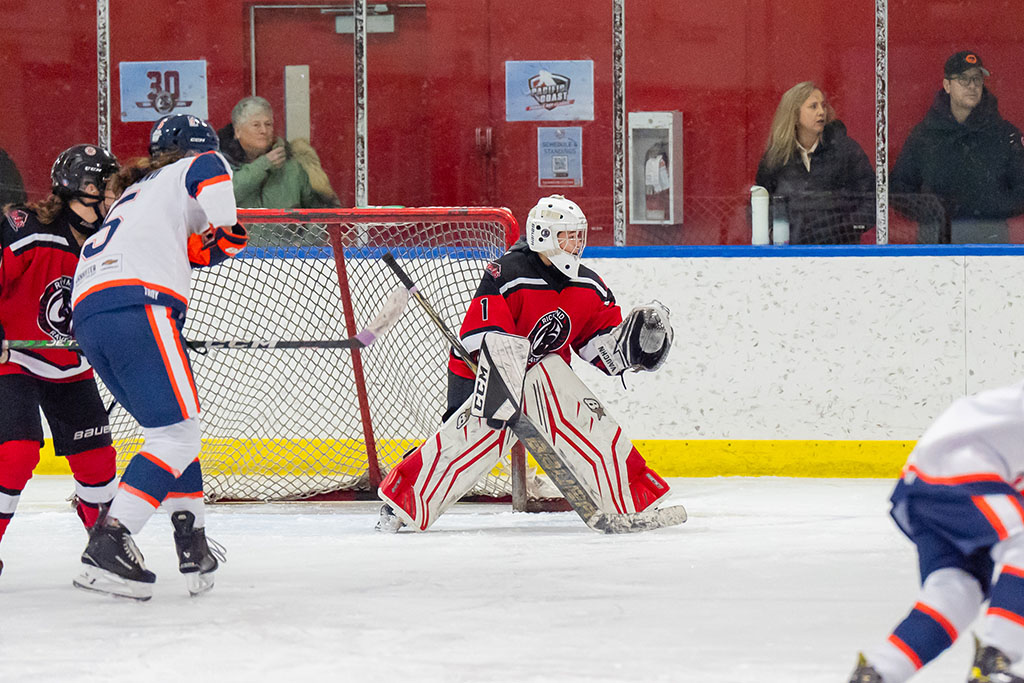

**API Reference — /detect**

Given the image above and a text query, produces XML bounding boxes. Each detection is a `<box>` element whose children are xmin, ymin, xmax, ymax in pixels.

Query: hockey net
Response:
<box><xmin>102</xmin><ymin>207</ymin><xmax>519</xmax><ymax>501</ymax></box>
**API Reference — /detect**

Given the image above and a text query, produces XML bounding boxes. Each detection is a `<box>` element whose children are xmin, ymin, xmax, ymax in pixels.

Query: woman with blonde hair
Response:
<box><xmin>755</xmin><ymin>81</ymin><xmax>875</xmax><ymax>244</ymax></box>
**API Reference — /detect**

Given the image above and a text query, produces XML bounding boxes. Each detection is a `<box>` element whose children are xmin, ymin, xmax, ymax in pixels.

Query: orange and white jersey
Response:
<box><xmin>904</xmin><ymin>380</ymin><xmax>1024</xmax><ymax>490</ymax></box>
<box><xmin>72</xmin><ymin>151</ymin><xmax>236</xmax><ymax>320</ymax></box>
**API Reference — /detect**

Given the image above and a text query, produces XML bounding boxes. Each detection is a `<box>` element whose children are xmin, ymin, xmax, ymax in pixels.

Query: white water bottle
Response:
<box><xmin>750</xmin><ymin>186</ymin><xmax>769</xmax><ymax>245</ymax></box>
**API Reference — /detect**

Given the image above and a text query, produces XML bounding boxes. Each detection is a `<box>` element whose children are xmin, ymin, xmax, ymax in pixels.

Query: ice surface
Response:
<box><xmin>0</xmin><ymin>477</ymin><xmax>1000</xmax><ymax>682</ymax></box>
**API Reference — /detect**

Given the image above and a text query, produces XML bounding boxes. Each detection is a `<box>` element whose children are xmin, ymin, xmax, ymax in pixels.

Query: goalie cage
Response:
<box><xmin>100</xmin><ymin>207</ymin><xmax>540</xmax><ymax>505</ymax></box>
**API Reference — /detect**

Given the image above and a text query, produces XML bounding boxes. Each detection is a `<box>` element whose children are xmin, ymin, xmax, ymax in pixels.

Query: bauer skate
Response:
<box><xmin>171</xmin><ymin>510</ymin><xmax>226</xmax><ymax>597</ymax></box>
<box><xmin>74</xmin><ymin>516</ymin><xmax>155</xmax><ymax>601</ymax></box>
<box><xmin>969</xmin><ymin>637</ymin><xmax>1024</xmax><ymax>683</ymax></box>
<box><xmin>375</xmin><ymin>503</ymin><xmax>405</xmax><ymax>533</ymax></box>
<box><xmin>847</xmin><ymin>653</ymin><xmax>883</xmax><ymax>683</ymax></box>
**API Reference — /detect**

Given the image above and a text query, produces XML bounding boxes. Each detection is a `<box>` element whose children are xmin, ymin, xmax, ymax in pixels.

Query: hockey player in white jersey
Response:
<box><xmin>69</xmin><ymin>115</ymin><xmax>243</xmax><ymax>600</ymax></box>
<box><xmin>849</xmin><ymin>382</ymin><xmax>1024</xmax><ymax>683</ymax></box>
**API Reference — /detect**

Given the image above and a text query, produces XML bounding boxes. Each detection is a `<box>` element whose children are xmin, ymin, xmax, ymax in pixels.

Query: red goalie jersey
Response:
<box><xmin>0</xmin><ymin>206</ymin><xmax>93</xmax><ymax>381</ymax></box>
<box><xmin>448</xmin><ymin>240</ymin><xmax>623</xmax><ymax>380</ymax></box>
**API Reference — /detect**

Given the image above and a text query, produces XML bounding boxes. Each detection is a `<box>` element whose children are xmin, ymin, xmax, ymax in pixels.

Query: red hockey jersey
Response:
<box><xmin>0</xmin><ymin>206</ymin><xmax>93</xmax><ymax>381</ymax></box>
<box><xmin>449</xmin><ymin>242</ymin><xmax>623</xmax><ymax>380</ymax></box>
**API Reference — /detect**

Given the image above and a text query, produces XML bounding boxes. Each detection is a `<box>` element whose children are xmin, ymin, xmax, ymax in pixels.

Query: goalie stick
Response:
<box><xmin>381</xmin><ymin>252</ymin><xmax>685</xmax><ymax>534</ymax></box>
<box><xmin>3</xmin><ymin>286</ymin><xmax>410</xmax><ymax>353</ymax></box>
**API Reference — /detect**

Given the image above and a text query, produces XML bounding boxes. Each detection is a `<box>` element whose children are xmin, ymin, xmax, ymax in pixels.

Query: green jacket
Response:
<box><xmin>217</xmin><ymin>125</ymin><xmax>337</xmax><ymax>209</ymax></box>
<box><xmin>231</xmin><ymin>151</ymin><xmax>323</xmax><ymax>209</ymax></box>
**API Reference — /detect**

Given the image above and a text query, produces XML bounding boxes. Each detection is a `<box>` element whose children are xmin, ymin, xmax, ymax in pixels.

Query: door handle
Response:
<box><xmin>475</xmin><ymin>126</ymin><xmax>493</xmax><ymax>156</ymax></box>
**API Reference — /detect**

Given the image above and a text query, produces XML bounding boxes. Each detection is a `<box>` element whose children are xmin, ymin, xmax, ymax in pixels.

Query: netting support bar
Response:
<box><xmin>328</xmin><ymin>225</ymin><xmax>382</xmax><ymax>487</ymax></box>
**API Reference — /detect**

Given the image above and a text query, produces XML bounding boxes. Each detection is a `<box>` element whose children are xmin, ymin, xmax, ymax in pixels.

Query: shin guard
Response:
<box><xmin>522</xmin><ymin>355</ymin><xmax>671</xmax><ymax>515</ymax></box>
<box><xmin>66</xmin><ymin>446</ymin><xmax>117</xmax><ymax>528</ymax></box>
<box><xmin>0</xmin><ymin>441</ymin><xmax>40</xmax><ymax>542</ymax></box>
<box><xmin>379</xmin><ymin>399</ymin><xmax>517</xmax><ymax>531</ymax></box>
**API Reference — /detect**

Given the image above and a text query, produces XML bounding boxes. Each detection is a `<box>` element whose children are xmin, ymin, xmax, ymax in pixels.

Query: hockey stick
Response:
<box><xmin>381</xmin><ymin>252</ymin><xmax>685</xmax><ymax>534</ymax></box>
<box><xmin>2</xmin><ymin>286</ymin><xmax>410</xmax><ymax>354</ymax></box>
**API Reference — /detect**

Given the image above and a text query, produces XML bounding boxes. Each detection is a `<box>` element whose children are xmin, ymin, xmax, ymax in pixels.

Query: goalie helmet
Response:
<box><xmin>149</xmin><ymin>114</ymin><xmax>220</xmax><ymax>156</ymax></box>
<box><xmin>51</xmin><ymin>144</ymin><xmax>119</xmax><ymax>203</ymax></box>
<box><xmin>525</xmin><ymin>194</ymin><xmax>587</xmax><ymax>279</ymax></box>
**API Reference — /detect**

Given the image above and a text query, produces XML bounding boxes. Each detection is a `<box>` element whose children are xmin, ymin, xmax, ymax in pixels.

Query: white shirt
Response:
<box><xmin>905</xmin><ymin>381</ymin><xmax>1024</xmax><ymax>488</ymax></box>
<box><xmin>796</xmin><ymin>139</ymin><xmax>819</xmax><ymax>172</ymax></box>
<box><xmin>72</xmin><ymin>151</ymin><xmax>236</xmax><ymax>318</ymax></box>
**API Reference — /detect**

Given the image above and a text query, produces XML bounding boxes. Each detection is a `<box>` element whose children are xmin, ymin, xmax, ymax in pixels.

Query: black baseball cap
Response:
<box><xmin>944</xmin><ymin>51</ymin><xmax>990</xmax><ymax>78</ymax></box>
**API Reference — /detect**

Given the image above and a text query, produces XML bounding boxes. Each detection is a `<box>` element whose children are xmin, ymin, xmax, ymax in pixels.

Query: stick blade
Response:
<box><xmin>355</xmin><ymin>286</ymin><xmax>410</xmax><ymax>348</ymax></box>
<box><xmin>587</xmin><ymin>504</ymin><xmax>687</xmax><ymax>534</ymax></box>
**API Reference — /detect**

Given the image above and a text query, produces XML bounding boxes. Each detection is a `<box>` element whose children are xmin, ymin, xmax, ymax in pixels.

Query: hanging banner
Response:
<box><xmin>505</xmin><ymin>60</ymin><xmax>594</xmax><ymax>122</ymax></box>
<box><xmin>119</xmin><ymin>60</ymin><xmax>209</xmax><ymax>122</ymax></box>
<box><xmin>538</xmin><ymin>127</ymin><xmax>583</xmax><ymax>187</ymax></box>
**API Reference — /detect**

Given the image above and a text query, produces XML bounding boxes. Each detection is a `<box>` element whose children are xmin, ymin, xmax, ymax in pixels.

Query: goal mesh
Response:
<box><xmin>102</xmin><ymin>207</ymin><xmax>519</xmax><ymax>501</ymax></box>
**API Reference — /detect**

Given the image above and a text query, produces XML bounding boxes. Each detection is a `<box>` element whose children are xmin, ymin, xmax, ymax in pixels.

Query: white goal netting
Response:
<box><xmin>101</xmin><ymin>207</ymin><xmax>518</xmax><ymax>501</ymax></box>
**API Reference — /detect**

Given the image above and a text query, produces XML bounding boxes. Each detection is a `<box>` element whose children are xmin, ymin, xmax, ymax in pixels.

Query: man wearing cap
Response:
<box><xmin>891</xmin><ymin>51</ymin><xmax>1024</xmax><ymax>243</ymax></box>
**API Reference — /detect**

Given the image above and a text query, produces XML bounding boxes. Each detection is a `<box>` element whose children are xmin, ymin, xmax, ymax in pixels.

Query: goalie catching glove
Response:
<box><xmin>595</xmin><ymin>302</ymin><xmax>674</xmax><ymax>375</ymax></box>
<box><xmin>188</xmin><ymin>223</ymin><xmax>249</xmax><ymax>268</ymax></box>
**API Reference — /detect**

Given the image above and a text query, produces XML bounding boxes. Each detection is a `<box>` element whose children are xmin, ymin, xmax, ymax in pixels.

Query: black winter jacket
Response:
<box><xmin>891</xmin><ymin>90</ymin><xmax>1024</xmax><ymax>243</ymax></box>
<box><xmin>755</xmin><ymin>120</ymin><xmax>875</xmax><ymax>245</ymax></box>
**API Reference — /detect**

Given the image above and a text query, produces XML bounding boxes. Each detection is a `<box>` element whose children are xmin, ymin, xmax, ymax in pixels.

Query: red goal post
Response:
<box><xmin>103</xmin><ymin>206</ymin><xmax>527</xmax><ymax>503</ymax></box>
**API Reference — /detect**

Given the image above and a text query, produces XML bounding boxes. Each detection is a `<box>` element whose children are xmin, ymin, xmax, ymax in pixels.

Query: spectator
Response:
<box><xmin>755</xmin><ymin>81</ymin><xmax>875</xmax><ymax>245</ymax></box>
<box><xmin>892</xmin><ymin>51</ymin><xmax>1024</xmax><ymax>244</ymax></box>
<box><xmin>0</xmin><ymin>147</ymin><xmax>26</xmax><ymax>207</ymax></box>
<box><xmin>217</xmin><ymin>96</ymin><xmax>339</xmax><ymax>210</ymax></box>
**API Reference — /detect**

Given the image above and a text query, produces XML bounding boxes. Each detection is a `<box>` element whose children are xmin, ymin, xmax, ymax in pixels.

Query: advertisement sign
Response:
<box><xmin>119</xmin><ymin>60</ymin><xmax>209</xmax><ymax>122</ymax></box>
<box><xmin>505</xmin><ymin>60</ymin><xmax>594</xmax><ymax>122</ymax></box>
<box><xmin>538</xmin><ymin>127</ymin><xmax>582</xmax><ymax>187</ymax></box>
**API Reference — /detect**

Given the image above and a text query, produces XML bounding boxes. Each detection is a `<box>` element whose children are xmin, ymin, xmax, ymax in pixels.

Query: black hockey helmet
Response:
<box><xmin>51</xmin><ymin>144</ymin><xmax>119</xmax><ymax>202</ymax></box>
<box><xmin>149</xmin><ymin>114</ymin><xmax>220</xmax><ymax>156</ymax></box>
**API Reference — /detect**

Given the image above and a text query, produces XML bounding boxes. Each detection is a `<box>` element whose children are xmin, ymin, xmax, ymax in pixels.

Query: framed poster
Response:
<box><xmin>119</xmin><ymin>60</ymin><xmax>209</xmax><ymax>122</ymax></box>
<box><xmin>538</xmin><ymin>127</ymin><xmax>582</xmax><ymax>187</ymax></box>
<box><xmin>505</xmin><ymin>60</ymin><xmax>594</xmax><ymax>122</ymax></box>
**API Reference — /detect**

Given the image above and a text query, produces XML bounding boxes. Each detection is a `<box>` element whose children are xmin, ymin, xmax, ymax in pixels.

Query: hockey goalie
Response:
<box><xmin>377</xmin><ymin>194</ymin><xmax>682</xmax><ymax>533</ymax></box>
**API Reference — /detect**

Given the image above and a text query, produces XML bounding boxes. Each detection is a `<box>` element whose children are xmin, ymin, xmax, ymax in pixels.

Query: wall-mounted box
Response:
<box><xmin>628</xmin><ymin>111</ymin><xmax>683</xmax><ymax>225</ymax></box>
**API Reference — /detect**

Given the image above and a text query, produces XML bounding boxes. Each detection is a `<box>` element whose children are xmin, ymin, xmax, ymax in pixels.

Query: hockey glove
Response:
<box><xmin>188</xmin><ymin>223</ymin><xmax>248</xmax><ymax>268</ymax></box>
<box><xmin>0</xmin><ymin>321</ymin><xmax>6</xmax><ymax>364</ymax></box>
<box><xmin>595</xmin><ymin>302</ymin><xmax>674</xmax><ymax>375</ymax></box>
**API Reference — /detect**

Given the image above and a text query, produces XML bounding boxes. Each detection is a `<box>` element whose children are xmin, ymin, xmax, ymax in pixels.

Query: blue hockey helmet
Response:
<box><xmin>149</xmin><ymin>114</ymin><xmax>220</xmax><ymax>156</ymax></box>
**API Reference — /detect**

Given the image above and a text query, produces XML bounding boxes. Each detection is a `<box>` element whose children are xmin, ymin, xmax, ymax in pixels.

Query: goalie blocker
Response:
<box><xmin>379</xmin><ymin>345</ymin><xmax>676</xmax><ymax>532</ymax></box>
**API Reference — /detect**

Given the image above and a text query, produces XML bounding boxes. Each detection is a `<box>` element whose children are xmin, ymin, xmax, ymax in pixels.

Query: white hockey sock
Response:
<box><xmin>864</xmin><ymin>567</ymin><xmax>983</xmax><ymax>683</ymax></box>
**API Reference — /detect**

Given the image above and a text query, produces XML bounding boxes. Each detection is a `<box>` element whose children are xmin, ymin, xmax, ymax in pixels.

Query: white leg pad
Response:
<box><xmin>522</xmin><ymin>355</ymin><xmax>671</xmax><ymax>515</ymax></box>
<box><xmin>379</xmin><ymin>397</ymin><xmax>518</xmax><ymax>531</ymax></box>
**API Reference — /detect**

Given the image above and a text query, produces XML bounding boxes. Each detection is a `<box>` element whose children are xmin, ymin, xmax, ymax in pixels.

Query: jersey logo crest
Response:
<box><xmin>38</xmin><ymin>275</ymin><xmax>74</xmax><ymax>342</ymax></box>
<box><xmin>484</xmin><ymin>261</ymin><xmax>501</xmax><ymax>279</ymax></box>
<box><xmin>526</xmin><ymin>308</ymin><xmax>571</xmax><ymax>364</ymax></box>
<box><xmin>7</xmin><ymin>210</ymin><xmax>28</xmax><ymax>231</ymax></box>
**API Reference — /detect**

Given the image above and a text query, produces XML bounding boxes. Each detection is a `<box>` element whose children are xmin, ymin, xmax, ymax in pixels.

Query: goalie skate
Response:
<box><xmin>172</xmin><ymin>511</ymin><xmax>226</xmax><ymax>597</ymax></box>
<box><xmin>74</xmin><ymin>519</ymin><xmax>155</xmax><ymax>601</ymax></box>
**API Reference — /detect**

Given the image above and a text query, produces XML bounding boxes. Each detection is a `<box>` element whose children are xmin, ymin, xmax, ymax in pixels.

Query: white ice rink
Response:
<box><xmin>0</xmin><ymin>476</ymin><xmax>1010</xmax><ymax>683</ymax></box>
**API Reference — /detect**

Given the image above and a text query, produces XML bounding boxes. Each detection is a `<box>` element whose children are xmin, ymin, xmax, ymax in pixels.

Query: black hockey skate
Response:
<box><xmin>171</xmin><ymin>510</ymin><xmax>226</xmax><ymax>597</ymax></box>
<box><xmin>74</xmin><ymin>516</ymin><xmax>156</xmax><ymax>601</ymax></box>
<box><xmin>969</xmin><ymin>637</ymin><xmax>1024</xmax><ymax>683</ymax></box>
<box><xmin>375</xmin><ymin>503</ymin><xmax>405</xmax><ymax>533</ymax></box>
<box><xmin>847</xmin><ymin>653</ymin><xmax>883</xmax><ymax>683</ymax></box>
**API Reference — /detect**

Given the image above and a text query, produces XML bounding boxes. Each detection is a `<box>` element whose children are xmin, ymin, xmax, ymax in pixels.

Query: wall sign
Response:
<box><xmin>119</xmin><ymin>60</ymin><xmax>209</xmax><ymax>122</ymax></box>
<box><xmin>505</xmin><ymin>60</ymin><xmax>594</xmax><ymax>122</ymax></box>
<box><xmin>538</xmin><ymin>127</ymin><xmax>582</xmax><ymax>187</ymax></box>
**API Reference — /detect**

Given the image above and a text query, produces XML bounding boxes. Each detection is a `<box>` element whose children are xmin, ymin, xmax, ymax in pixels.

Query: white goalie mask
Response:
<box><xmin>525</xmin><ymin>195</ymin><xmax>588</xmax><ymax>279</ymax></box>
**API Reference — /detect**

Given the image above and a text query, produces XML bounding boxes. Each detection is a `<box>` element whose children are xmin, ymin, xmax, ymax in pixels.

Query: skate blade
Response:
<box><xmin>184</xmin><ymin>570</ymin><xmax>215</xmax><ymax>597</ymax></box>
<box><xmin>73</xmin><ymin>566</ymin><xmax>153</xmax><ymax>601</ymax></box>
